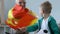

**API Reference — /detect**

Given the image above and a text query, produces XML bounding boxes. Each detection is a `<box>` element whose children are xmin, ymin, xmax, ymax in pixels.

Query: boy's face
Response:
<box><xmin>40</xmin><ymin>8</ymin><xmax>44</xmax><ymax>17</ymax></box>
<box><xmin>40</xmin><ymin>7</ymin><xmax>50</xmax><ymax>17</ymax></box>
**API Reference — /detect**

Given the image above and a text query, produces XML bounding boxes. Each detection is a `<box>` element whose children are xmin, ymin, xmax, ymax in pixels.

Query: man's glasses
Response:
<box><xmin>19</xmin><ymin>2</ymin><xmax>26</xmax><ymax>4</ymax></box>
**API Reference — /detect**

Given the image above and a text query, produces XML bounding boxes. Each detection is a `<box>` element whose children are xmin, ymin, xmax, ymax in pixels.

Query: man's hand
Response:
<box><xmin>16</xmin><ymin>27</ymin><xmax>28</xmax><ymax>34</ymax></box>
<box><xmin>19</xmin><ymin>27</ymin><xmax>27</xmax><ymax>32</ymax></box>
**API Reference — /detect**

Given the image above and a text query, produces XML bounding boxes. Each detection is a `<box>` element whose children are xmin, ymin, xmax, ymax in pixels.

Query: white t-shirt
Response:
<box><xmin>37</xmin><ymin>17</ymin><xmax>51</xmax><ymax>34</ymax></box>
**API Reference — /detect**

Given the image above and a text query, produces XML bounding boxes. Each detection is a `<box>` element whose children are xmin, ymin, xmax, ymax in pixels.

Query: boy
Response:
<box><xmin>20</xmin><ymin>1</ymin><xmax>60</xmax><ymax>34</ymax></box>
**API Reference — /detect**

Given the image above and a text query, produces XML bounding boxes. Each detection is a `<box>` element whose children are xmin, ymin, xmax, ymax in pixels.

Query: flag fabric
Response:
<box><xmin>6</xmin><ymin>4</ymin><xmax>38</xmax><ymax>30</ymax></box>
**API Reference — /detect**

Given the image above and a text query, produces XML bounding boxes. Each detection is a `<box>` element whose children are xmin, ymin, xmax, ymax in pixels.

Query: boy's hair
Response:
<box><xmin>41</xmin><ymin>1</ymin><xmax>52</xmax><ymax>14</ymax></box>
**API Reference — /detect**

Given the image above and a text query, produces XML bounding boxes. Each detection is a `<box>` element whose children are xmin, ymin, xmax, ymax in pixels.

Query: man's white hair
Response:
<box><xmin>15</xmin><ymin>0</ymin><xmax>25</xmax><ymax>4</ymax></box>
<box><xmin>15</xmin><ymin>0</ymin><xmax>19</xmax><ymax>4</ymax></box>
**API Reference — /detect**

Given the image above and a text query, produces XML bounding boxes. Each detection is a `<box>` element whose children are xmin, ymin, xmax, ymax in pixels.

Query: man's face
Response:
<box><xmin>18</xmin><ymin>0</ymin><xmax>26</xmax><ymax>8</ymax></box>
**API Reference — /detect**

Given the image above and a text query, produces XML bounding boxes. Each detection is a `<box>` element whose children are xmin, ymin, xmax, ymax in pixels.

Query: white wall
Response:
<box><xmin>4</xmin><ymin>0</ymin><xmax>15</xmax><ymax>20</ymax></box>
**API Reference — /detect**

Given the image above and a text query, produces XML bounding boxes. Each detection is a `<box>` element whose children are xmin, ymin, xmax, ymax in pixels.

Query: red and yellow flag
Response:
<box><xmin>6</xmin><ymin>4</ymin><xmax>38</xmax><ymax>30</ymax></box>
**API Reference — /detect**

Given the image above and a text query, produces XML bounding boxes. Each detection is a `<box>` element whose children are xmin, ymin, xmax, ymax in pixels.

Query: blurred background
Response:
<box><xmin>0</xmin><ymin>0</ymin><xmax>60</xmax><ymax>34</ymax></box>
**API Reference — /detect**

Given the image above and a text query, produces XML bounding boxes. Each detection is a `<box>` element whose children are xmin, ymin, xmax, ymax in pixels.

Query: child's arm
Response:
<box><xmin>50</xmin><ymin>19</ymin><xmax>60</xmax><ymax>34</ymax></box>
<box><xmin>26</xmin><ymin>23</ymin><xmax>38</xmax><ymax>32</ymax></box>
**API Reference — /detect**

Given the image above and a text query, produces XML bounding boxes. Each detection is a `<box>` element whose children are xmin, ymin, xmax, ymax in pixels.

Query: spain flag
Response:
<box><xmin>6</xmin><ymin>4</ymin><xmax>38</xmax><ymax>30</ymax></box>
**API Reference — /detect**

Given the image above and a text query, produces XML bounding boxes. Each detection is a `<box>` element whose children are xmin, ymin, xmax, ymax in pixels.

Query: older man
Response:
<box><xmin>7</xmin><ymin>0</ymin><xmax>37</xmax><ymax>34</ymax></box>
